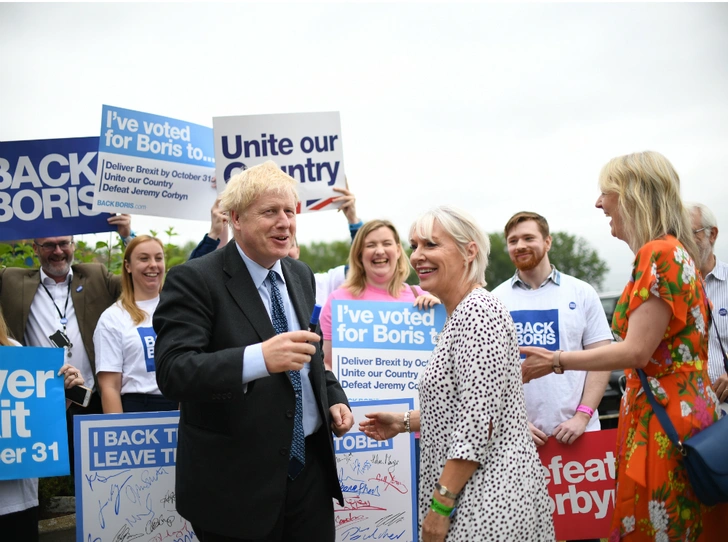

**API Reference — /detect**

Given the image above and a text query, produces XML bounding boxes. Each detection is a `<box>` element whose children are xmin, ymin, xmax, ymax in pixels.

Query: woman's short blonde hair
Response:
<box><xmin>409</xmin><ymin>206</ymin><xmax>490</xmax><ymax>286</ymax></box>
<box><xmin>598</xmin><ymin>151</ymin><xmax>698</xmax><ymax>260</ymax></box>
<box><xmin>219</xmin><ymin>160</ymin><xmax>298</xmax><ymax>217</ymax></box>
<box><xmin>342</xmin><ymin>219</ymin><xmax>411</xmax><ymax>297</ymax></box>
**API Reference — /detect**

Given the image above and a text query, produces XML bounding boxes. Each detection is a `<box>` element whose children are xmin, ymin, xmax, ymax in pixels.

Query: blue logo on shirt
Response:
<box><xmin>137</xmin><ymin>327</ymin><xmax>157</xmax><ymax>372</ymax></box>
<box><xmin>720</xmin><ymin>308</ymin><xmax>727</xmax><ymax>317</ymax></box>
<box><xmin>510</xmin><ymin>309</ymin><xmax>560</xmax><ymax>353</ymax></box>
<box><xmin>569</xmin><ymin>301</ymin><xmax>576</xmax><ymax>310</ymax></box>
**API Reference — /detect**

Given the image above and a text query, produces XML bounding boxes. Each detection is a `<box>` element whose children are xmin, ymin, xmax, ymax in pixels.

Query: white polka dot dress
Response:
<box><xmin>418</xmin><ymin>289</ymin><xmax>555</xmax><ymax>541</ymax></box>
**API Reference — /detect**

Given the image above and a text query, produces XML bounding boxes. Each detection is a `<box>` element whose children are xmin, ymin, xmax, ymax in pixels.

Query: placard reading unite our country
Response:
<box><xmin>213</xmin><ymin>111</ymin><xmax>346</xmax><ymax>213</ymax></box>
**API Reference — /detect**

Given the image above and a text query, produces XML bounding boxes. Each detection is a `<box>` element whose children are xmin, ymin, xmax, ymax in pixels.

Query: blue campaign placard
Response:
<box><xmin>0</xmin><ymin>346</ymin><xmax>69</xmax><ymax>480</ymax></box>
<box><xmin>331</xmin><ymin>301</ymin><xmax>447</xmax><ymax>351</ymax></box>
<box><xmin>0</xmin><ymin>137</ymin><xmax>116</xmax><ymax>241</ymax></box>
<box><xmin>99</xmin><ymin>105</ymin><xmax>214</xmax><ymax>167</ymax></box>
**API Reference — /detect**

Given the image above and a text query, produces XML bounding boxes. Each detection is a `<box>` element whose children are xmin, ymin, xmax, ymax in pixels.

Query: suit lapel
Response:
<box><xmin>222</xmin><ymin>242</ymin><xmax>276</xmax><ymax>341</ymax></box>
<box><xmin>69</xmin><ymin>266</ymin><xmax>86</xmax><ymax>335</ymax></box>
<box><xmin>281</xmin><ymin>258</ymin><xmax>308</xmax><ymax>332</ymax></box>
<box><xmin>21</xmin><ymin>270</ymin><xmax>40</xmax><ymax>342</ymax></box>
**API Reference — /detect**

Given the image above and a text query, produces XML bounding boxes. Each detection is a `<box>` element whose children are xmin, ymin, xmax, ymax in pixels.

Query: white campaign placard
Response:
<box><xmin>332</xmin><ymin>300</ymin><xmax>447</xmax><ymax>411</ymax></box>
<box><xmin>93</xmin><ymin>105</ymin><xmax>216</xmax><ymax>221</ymax></box>
<box><xmin>335</xmin><ymin>399</ymin><xmax>417</xmax><ymax>542</ymax></box>
<box><xmin>75</xmin><ymin>412</ymin><xmax>197</xmax><ymax>542</ymax></box>
<box><xmin>213</xmin><ymin>112</ymin><xmax>346</xmax><ymax>212</ymax></box>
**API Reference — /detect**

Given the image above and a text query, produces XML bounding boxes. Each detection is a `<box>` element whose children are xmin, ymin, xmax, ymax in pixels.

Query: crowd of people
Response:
<box><xmin>1</xmin><ymin>151</ymin><xmax>727</xmax><ymax>541</ymax></box>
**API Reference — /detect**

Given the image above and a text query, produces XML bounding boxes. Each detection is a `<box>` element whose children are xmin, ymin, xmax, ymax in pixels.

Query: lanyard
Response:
<box><xmin>40</xmin><ymin>279</ymin><xmax>71</xmax><ymax>330</ymax></box>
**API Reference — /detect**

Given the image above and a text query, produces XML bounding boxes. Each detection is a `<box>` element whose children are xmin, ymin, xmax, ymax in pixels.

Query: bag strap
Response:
<box><xmin>637</xmin><ymin>369</ymin><xmax>687</xmax><ymax>455</ymax></box>
<box><xmin>409</xmin><ymin>284</ymin><xmax>419</xmax><ymax>298</ymax></box>
<box><xmin>700</xmin><ymin>276</ymin><xmax>728</xmax><ymax>374</ymax></box>
<box><xmin>636</xmin><ymin>275</ymin><xmax>721</xmax><ymax>457</ymax></box>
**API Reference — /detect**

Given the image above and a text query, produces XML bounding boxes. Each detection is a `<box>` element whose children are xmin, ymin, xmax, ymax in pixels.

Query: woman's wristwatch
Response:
<box><xmin>434</xmin><ymin>482</ymin><xmax>459</xmax><ymax>500</ymax></box>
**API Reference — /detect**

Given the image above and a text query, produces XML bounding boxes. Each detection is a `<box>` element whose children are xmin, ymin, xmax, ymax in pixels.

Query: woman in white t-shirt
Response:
<box><xmin>94</xmin><ymin>235</ymin><xmax>177</xmax><ymax>413</ymax></box>
<box><xmin>0</xmin><ymin>312</ymin><xmax>84</xmax><ymax>541</ymax></box>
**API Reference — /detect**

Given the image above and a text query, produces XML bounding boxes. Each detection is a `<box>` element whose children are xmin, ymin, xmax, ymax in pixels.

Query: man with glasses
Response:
<box><xmin>0</xmin><ymin>214</ymin><xmax>132</xmax><ymax>469</ymax></box>
<box><xmin>687</xmin><ymin>202</ymin><xmax>728</xmax><ymax>413</ymax></box>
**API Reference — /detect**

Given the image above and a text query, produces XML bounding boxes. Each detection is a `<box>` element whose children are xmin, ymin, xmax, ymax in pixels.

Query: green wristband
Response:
<box><xmin>430</xmin><ymin>497</ymin><xmax>454</xmax><ymax>517</ymax></box>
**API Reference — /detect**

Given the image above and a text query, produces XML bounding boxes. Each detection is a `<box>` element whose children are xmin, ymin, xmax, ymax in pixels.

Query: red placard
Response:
<box><xmin>537</xmin><ymin>429</ymin><xmax>618</xmax><ymax>540</ymax></box>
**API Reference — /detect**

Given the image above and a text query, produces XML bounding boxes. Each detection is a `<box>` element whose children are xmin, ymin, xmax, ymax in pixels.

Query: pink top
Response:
<box><xmin>320</xmin><ymin>283</ymin><xmax>425</xmax><ymax>340</ymax></box>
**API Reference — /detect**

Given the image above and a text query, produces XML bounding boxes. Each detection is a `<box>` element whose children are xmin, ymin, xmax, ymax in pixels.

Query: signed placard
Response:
<box><xmin>335</xmin><ymin>399</ymin><xmax>417</xmax><ymax>542</ymax></box>
<box><xmin>74</xmin><ymin>411</ymin><xmax>196</xmax><ymax>542</ymax></box>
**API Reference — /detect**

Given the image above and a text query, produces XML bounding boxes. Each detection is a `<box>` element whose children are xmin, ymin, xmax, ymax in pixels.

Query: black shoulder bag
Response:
<box><xmin>637</xmin><ymin>288</ymin><xmax>728</xmax><ymax>506</ymax></box>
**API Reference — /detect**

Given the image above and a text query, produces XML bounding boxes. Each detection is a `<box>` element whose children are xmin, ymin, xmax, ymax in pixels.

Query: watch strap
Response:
<box><xmin>435</xmin><ymin>482</ymin><xmax>459</xmax><ymax>500</ymax></box>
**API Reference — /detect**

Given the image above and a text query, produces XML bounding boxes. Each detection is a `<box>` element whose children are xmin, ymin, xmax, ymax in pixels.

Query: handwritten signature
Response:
<box><xmin>375</xmin><ymin>512</ymin><xmax>406</xmax><ymax>527</ymax></box>
<box><xmin>96</xmin><ymin>474</ymin><xmax>133</xmax><ymax>529</ymax></box>
<box><xmin>335</xmin><ymin>497</ymin><xmax>387</xmax><ymax>512</ymax></box>
<box><xmin>369</xmin><ymin>472</ymin><xmax>408</xmax><ymax>494</ymax></box>
<box><xmin>335</xmin><ymin>512</ymin><xmax>367</xmax><ymax>529</ymax></box>
<box><xmin>85</xmin><ymin>469</ymin><xmax>132</xmax><ymax>492</ymax></box>
<box><xmin>340</xmin><ymin>525</ymin><xmax>406</xmax><ymax>540</ymax></box>
<box><xmin>351</xmin><ymin>458</ymin><xmax>373</xmax><ymax>476</ymax></box>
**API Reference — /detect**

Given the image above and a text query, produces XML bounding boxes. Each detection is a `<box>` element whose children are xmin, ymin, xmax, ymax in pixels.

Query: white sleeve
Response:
<box><xmin>582</xmin><ymin>285</ymin><xmax>614</xmax><ymax>347</ymax></box>
<box><xmin>93</xmin><ymin>308</ymin><xmax>124</xmax><ymax>373</ymax></box>
<box><xmin>315</xmin><ymin>265</ymin><xmax>347</xmax><ymax>307</ymax></box>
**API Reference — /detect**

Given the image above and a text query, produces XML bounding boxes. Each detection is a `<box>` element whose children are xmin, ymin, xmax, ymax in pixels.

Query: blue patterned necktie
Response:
<box><xmin>268</xmin><ymin>270</ymin><xmax>306</xmax><ymax>479</ymax></box>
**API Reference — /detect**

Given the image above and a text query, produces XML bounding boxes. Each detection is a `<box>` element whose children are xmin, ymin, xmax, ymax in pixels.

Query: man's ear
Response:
<box><xmin>709</xmin><ymin>226</ymin><xmax>719</xmax><ymax>245</ymax></box>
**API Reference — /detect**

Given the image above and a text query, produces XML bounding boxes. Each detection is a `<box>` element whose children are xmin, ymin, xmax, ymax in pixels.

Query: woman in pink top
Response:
<box><xmin>321</xmin><ymin>219</ymin><xmax>438</xmax><ymax>369</ymax></box>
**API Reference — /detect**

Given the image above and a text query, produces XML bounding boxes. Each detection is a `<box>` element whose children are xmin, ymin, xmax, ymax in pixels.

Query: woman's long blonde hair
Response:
<box><xmin>342</xmin><ymin>220</ymin><xmax>411</xmax><ymax>297</ymax></box>
<box><xmin>120</xmin><ymin>235</ymin><xmax>165</xmax><ymax>325</ymax></box>
<box><xmin>599</xmin><ymin>151</ymin><xmax>699</xmax><ymax>261</ymax></box>
<box><xmin>0</xmin><ymin>310</ymin><xmax>14</xmax><ymax>346</ymax></box>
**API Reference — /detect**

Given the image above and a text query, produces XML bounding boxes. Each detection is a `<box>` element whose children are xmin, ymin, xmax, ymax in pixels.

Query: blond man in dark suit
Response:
<box><xmin>154</xmin><ymin>161</ymin><xmax>353</xmax><ymax>541</ymax></box>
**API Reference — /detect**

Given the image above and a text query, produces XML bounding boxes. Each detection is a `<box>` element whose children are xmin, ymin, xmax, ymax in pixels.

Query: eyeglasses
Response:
<box><xmin>35</xmin><ymin>241</ymin><xmax>74</xmax><ymax>251</ymax></box>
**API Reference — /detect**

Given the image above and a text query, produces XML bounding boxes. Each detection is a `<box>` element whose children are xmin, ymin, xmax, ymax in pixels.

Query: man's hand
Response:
<box><xmin>208</xmin><ymin>197</ymin><xmax>228</xmax><ymax>240</ymax></box>
<box><xmin>329</xmin><ymin>403</ymin><xmax>354</xmax><ymax>437</ymax></box>
<box><xmin>261</xmin><ymin>331</ymin><xmax>319</xmax><ymax>373</ymax></box>
<box><xmin>528</xmin><ymin>421</ymin><xmax>549</xmax><ymax>447</ymax></box>
<box><xmin>108</xmin><ymin>214</ymin><xmax>131</xmax><ymax>239</ymax></box>
<box><xmin>332</xmin><ymin>186</ymin><xmax>359</xmax><ymax>224</ymax></box>
<box><xmin>552</xmin><ymin>414</ymin><xmax>589</xmax><ymax>445</ymax></box>
<box><xmin>713</xmin><ymin>373</ymin><xmax>728</xmax><ymax>403</ymax></box>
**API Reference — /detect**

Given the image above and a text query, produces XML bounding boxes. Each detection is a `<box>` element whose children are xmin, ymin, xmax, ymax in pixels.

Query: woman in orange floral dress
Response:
<box><xmin>521</xmin><ymin>150</ymin><xmax>727</xmax><ymax>541</ymax></box>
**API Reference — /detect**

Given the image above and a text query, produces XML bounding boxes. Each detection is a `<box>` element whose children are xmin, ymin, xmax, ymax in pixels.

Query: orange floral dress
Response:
<box><xmin>609</xmin><ymin>236</ymin><xmax>728</xmax><ymax>541</ymax></box>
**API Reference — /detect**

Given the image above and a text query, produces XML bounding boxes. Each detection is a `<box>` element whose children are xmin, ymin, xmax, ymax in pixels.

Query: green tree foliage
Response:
<box><xmin>298</xmin><ymin>240</ymin><xmax>352</xmax><ymax>273</ymax></box>
<box><xmin>485</xmin><ymin>231</ymin><xmax>609</xmax><ymax>291</ymax></box>
<box><xmin>0</xmin><ymin>227</ymin><xmax>193</xmax><ymax>274</ymax></box>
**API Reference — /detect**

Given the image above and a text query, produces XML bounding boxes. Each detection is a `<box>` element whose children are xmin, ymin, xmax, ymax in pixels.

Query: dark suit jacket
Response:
<box><xmin>0</xmin><ymin>264</ymin><xmax>121</xmax><ymax>386</ymax></box>
<box><xmin>153</xmin><ymin>242</ymin><xmax>348</xmax><ymax>539</ymax></box>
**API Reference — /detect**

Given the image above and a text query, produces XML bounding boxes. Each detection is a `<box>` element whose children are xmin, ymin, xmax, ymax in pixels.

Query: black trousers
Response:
<box><xmin>0</xmin><ymin>505</ymin><xmax>39</xmax><ymax>542</ymax></box>
<box><xmin>193</xmin><ymin>436</ymin><xmax>335</xmax><ymax>542</ymax></box>
<box><xmin>121</xmin><ymin>393</ymin><xmax>178</xmax><ymax>413</ymax></box>
<box><xmin>65</xmin><ymin>391</ymin><xmax>103</xmax><ymax>475</ymax></box>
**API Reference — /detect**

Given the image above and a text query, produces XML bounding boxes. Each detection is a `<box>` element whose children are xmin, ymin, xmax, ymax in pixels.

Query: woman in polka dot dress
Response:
<box><xmin>360</xmin><ymin>206</ymin><xmax>554</xmax><ymax>542</ymax></box>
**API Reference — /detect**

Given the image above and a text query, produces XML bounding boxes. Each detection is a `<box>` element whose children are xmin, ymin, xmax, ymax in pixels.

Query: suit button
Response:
<box><xmin>227</xmin><ymin>392</ymin><xmax>232</xmax><ymax>399</ymax></box>
<box><xmin>286</xmin><ymin>410</ymin><xmax>294</xmax><ymax>418</ymax></box>
<box><xmin>280</xmin><ymin>448</ymin><xmax>288</xmax><ymax>456</ymax></box>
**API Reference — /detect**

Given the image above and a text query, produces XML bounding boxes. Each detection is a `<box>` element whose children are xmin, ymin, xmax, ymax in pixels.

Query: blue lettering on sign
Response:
<box><xmin>136</xmin><ymin>327</ymin><xmax>156</xmax><ymax>372</ymax></box>
<box><xmin>510</xmin><ymin>309</ymin><xmax>560</xmax><ymax>354</ymax></box>
<box><xmin>334</xmin><ymin>432</ymin><xmax>392</xmax><ymax>454</ymax></box>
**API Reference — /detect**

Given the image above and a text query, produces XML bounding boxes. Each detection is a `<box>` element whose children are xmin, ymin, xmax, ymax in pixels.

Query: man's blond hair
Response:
<box><xmin>219</xmin><ymin>160</ymin><xmax>299</xmax><ymax>216</ymax></box>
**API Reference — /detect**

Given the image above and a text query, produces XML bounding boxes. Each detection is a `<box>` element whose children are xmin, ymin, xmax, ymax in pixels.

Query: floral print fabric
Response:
<box><xmin>609</xmin><ymin>236</ymin><xmax>727</xmax><ymax>541</ymax></box>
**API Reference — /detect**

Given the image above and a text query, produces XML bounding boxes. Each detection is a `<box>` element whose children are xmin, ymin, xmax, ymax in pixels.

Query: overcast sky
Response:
<box><xmin>2</xmin><ymin>2</ymin><xmax>727</xmax><ymax>292</ymax></box>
